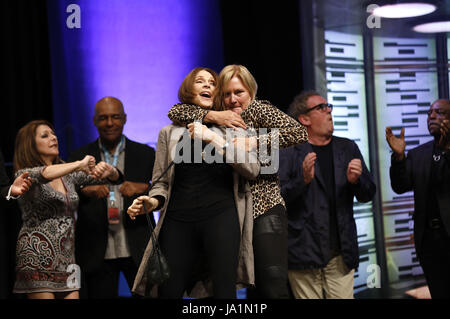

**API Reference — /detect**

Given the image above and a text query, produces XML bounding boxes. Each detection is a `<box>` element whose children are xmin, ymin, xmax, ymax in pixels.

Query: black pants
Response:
<box><xmin>158</xmin><ymin>207</ymin><xmax>240</xmax><ymax>299</ymax></box>
<box><xmin>419</xmin><ymin>227</ymin><xmax>450</xmax><ymax>299</ymax></box>
<box><xmin>248</xmin><ymin>204</ymin><xmax>290</xmax><ymax>299</ymax></box>
<box><xmin>81</xmin><ymin>257</ymin><xmax>138</xmax><ymax>299</ymax></box>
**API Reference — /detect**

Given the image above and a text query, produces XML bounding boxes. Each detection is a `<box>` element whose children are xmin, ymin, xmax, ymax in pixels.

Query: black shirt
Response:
<box><xmin>167</xmin><ymin>138</ymin><xmax>235</xmax><ymax>222</ymax></box>
<box><xmin>426</xmin><ymin>143</ymin><xmax>444</xmax><ymax>224</ymax></box>
<box><xmin>311</xmin><ymin>140</ymin><xmax>341</xmax><ymax>258</ymax></box>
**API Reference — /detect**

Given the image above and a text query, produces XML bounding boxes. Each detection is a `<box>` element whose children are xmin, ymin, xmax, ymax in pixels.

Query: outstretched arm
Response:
<box><xmin>41</xmin><ymin>155</ymin><xmax>95</xmax><ymax>181</ymax></box>
<box><xmin>168</xmin><ymin>103</ymin><xmax>246</xmax><ymax>129</ymax></box>
<box><xmin>251</xmin><ymin>101</ymin><xmax>308</xmax><ymax>150</ymax></box>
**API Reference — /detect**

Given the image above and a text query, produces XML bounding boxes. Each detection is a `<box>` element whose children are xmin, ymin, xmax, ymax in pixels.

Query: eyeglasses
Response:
<box><xmin>301</xmin><ymin>103</ymin><xmax>333</xmax><ymax>114</ymax></box>
<box><xmin>427</xmin><ymin>108</ymin><xmax>449</xmax><ymax>116</ymax></box>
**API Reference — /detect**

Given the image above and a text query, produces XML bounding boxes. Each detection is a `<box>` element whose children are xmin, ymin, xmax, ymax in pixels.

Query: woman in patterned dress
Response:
<box><xmin>12</xmin><ymin>120</ymin><xmax>121</xmax><ymax>299</ymax></box>
<box><xmin>167</xmin><ymin>64</ymin><xmax>308</xmax><ymax>298</ymax></box>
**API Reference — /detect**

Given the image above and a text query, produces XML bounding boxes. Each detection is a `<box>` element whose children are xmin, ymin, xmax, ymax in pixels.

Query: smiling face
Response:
<box><xmin>223</xmin><ymin>76</ymin><xmax>252</xmax><ymax>115</ymax></box>
<box><xmin>427</xmin><ymin>99</ymin><xmax>450</xmax><ymax>137</ymax></box>
<box><xmin>35</xmin><ymin>124</ymin><xmax>59</xmax><ymax>164</ymax></box>
<box><xmin>191</xmin><ymin>70</ymin><xmax>216</xmax><ymax>109</ymax></box>
<box><xmin>93</xmin><ymin>97</ymin><xmax>126</xmax><ymax>148</ymax></box>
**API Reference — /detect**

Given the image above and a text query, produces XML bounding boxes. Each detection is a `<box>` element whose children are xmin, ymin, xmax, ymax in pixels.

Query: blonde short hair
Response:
<box><xmin>213</xmin><ymin>65</ymin><xmax>258</xmax><ymax>110</ymax></box>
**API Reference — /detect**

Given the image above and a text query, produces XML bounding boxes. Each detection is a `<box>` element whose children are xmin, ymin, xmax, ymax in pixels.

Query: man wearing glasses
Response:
<box><xmin>278</xmin><ymin>91</ymin><xmax>376</xmax><ymax>299</ymax></box>
<box><xmin>387</xmin><ymin>99</ymin><xmax>450</xmax><ymax>299</ymax></box>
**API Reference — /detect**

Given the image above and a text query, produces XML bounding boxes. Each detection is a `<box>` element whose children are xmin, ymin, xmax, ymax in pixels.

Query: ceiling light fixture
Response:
<box><xmin>372</xmin><ymin>2</ymin><xmax>437</xmax><ymax>18</ymax></box>
<box><xmin>413</xmin><ymin>20</ymin><xmax>450</xmax><ymax>33</ymax></box>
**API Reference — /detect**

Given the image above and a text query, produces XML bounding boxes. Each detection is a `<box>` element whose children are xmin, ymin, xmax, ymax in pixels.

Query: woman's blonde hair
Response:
<box><xmin>13</xmin><ymin>120</ymin><xmax>62</xmax><ymax>172</ymax></box>
<box><xmin>213</xmin><ymin>64</ymin><xmax>258</xmax><ymax>110</ymax></box>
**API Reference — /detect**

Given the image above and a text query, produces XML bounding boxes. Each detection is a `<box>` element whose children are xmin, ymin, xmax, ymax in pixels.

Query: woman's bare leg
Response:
<box><xmin>63</xmin><ymin>290</ymin><xmax>79</xmax><ymax>299</ymax></box>
<box><xmin>28</xmin><ymin>292</ymin><xmax>55</xmax><ymax>299</ymax></box>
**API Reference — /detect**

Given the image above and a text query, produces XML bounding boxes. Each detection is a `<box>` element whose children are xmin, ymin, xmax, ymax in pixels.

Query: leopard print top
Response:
<box><xmin>168</xmin><ymin>100</ymin><xmax>308</xmax><ymax>218</ymax></box>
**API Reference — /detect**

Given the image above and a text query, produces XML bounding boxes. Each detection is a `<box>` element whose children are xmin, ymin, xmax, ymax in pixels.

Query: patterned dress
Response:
<box><xmin>13</xmin><ymin>166</ymin><xmax>101</xmax><ymax>294</ymax></box>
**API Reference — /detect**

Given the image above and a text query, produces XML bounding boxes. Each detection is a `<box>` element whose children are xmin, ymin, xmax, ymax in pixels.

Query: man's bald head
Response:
<box><xmin>93</xmin><ymin>96</ymin><xmax>127</xmax><ymax>149</ymax></box>
<box><xmin>94</xmin><ymin>96</ymin><xmax>125</xmax><ymax>118</ymax></box>
<box><xmin>431</xmin><ymin>99</ymin><xmax>450</xmax><ymax>109</ymax></box>
<box><xmin>427</xmin><ymin>99</ymin><xmax>450</xmax><ymax>137</ymax></box>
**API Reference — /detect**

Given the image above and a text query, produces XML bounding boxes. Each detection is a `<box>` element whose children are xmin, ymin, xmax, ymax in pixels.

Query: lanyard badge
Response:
<box><xmin>108</xmin><ymin>200</ymin><xmax>119</xmax><ymax>225</ymax></box>
<box><xmin>102</xmin><ymin>136</ymin><xmax>125</xmax><ymax>225</ymax></box>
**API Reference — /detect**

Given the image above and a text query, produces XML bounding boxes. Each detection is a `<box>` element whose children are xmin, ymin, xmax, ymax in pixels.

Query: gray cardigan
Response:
<box><xmin>132</xmin><ymin>124</ymin><xmax>260</xmax><ymax>298</ymax></box>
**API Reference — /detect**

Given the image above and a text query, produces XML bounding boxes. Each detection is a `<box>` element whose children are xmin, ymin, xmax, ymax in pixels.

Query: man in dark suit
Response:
<box><xmin>279</xmin><ymin>91</ymin><xmax>376</xmax><ymax>299</ymax></box>
<box><xmin>69</xmin><ymin>97</ymin><xmax>155</xmax><ymax>298</ymax></box>
<box><xmin>386</xmin><ymin>99</ymin><xmax>450</xmax><ymax>299</ymax></box>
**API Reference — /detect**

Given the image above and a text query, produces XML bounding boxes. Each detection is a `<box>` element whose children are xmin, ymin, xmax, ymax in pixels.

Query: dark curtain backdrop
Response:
<box><xmin>2</xmin><ymin>1</ymin><xmax>305</xmax><ymax>157</ymax></box>
<box><xmin>219</xmin><ymin>0</ymin><xmax>304</xmax><ymax>112</ymax></box>
<box><xmin>1</xmin><ymin>1</ymin><xmax>52</xmax><ymax>299</ymax></box>
<box><xmin>2</xmin><ymin>1</ymin><xmax>53</xmax><ymax>162</ymax></box>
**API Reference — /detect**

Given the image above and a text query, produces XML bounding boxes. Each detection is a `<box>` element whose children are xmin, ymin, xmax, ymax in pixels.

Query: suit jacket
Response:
<box><xmin>390</xmin><ymin>140</ymin><xmax>450</xmax><ymax>258</ymax></box>
<box><xmin>132</xmin><ymin>124</ymin><xmax>259</xmax><ymax>298</ymax></box>
<box><xmin>279</xmin><ymin>136</ymin><xmax>376</xmax><ymax>270</ymax></box>
<box><xmin>68</xmin><ymin>137</ymin><xmax>155</xmax><ymax>273</ymax></box>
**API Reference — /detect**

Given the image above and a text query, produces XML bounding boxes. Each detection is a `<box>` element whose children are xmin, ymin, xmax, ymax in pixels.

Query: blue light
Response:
<box><xmin>47</xmin><ymin>0</ymin><xmax>224</xmax><ymax>158</ymax></box>
<box><xmin>46</xmin><ymin>0</ymin><xmax>224</xmax><ymax>298</ymax></box>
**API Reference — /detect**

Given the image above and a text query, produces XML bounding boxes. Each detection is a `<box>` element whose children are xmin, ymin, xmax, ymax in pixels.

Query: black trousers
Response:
<box><xmin>419</xmin><ymin>226</ymin><xmax>450</xmax><ymax>299</ymax></box>
<box><xmin>81</xmin><ymin>257</ymin><xmax>138</xmax><ymax>299</ymax></box>
<box><xmin>247</xmin><ymin>204</ymin><xmax>290</xmax><ymax>299</ymax></box>
<box><xmin>158</xmin><ymin>206</ymin><xmax>240</xmax><ymax>299</ymax></box>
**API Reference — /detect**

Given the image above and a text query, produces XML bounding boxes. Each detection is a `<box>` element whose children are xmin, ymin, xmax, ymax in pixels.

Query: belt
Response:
<box><xmin>428</xmin><ymin>218</ymin><xmax>442</xmax><ymax>230</ymax></box>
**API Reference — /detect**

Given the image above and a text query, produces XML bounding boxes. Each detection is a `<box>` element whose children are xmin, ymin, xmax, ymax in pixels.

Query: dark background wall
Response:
<box><xmin>1</xmin><ymin>1</ymin><xmax>54</xmax><ymax>163</ymax></box>
<box><xmin>220</xmin><ymin>0</ymin><xmax>304</xmax><ymax>111</ymax></box>
<box><xmin>0</xmin><ymin>1</ymin><xmax>53</xmax><ymax>299</ymax></box>
<box><xmin>0</xmin><ymin>0</ymin><xmax>305</xmax><ymax>299</ymax></box>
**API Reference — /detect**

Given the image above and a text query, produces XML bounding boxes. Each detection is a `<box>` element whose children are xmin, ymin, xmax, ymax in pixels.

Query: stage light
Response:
<box><xmin>413</xmin><ymin>20</ymin><xmax>450</xmax><ymax>33</ymax></box>
<box><xmin>372</xmin><ymin>2</ymin><xmax>436</xmax><ymax>18</ymax></box>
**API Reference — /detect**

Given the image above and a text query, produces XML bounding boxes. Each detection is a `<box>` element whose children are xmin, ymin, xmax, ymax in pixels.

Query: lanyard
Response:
<box><xmin>100</xmin><ymin>136</ymin><xmax>125</xmax><ymax>203</ymax></box>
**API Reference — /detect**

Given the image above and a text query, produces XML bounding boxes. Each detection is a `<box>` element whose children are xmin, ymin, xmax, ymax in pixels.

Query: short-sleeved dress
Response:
<box><xmin>13</xmin><ymin>166</ymin><xmax>101</xmax><ymax>294</ymax></box>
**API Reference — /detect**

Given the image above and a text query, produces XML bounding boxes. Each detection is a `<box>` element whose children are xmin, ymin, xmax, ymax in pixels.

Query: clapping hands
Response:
<box><xmin>438</xmin><ymin>119</ymin><xmax>450</xmax><ymax>150</ymax></box>
<box><xmin>347</xmin><ymin>159</ymin><xmax>362</xmax><ymax>184</ymax></box>
<box><xmin>386</xmin><ymin>127</ymin><xmax>406</xmax><ymax>160</ymax></box>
